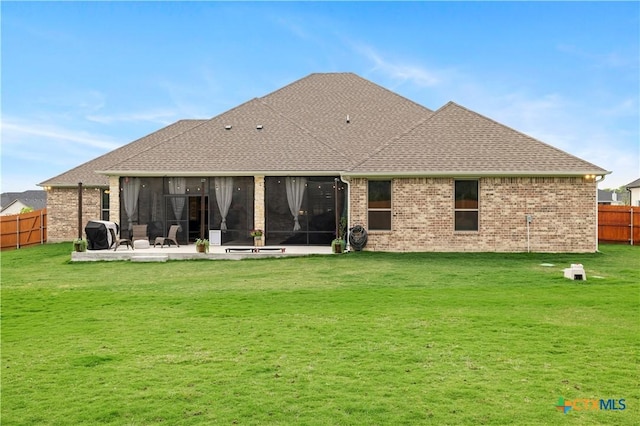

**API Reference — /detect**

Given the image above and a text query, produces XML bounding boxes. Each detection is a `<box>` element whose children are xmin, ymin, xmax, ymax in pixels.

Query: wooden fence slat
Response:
<box><xmin>1</xmin><ymin>209</ymin><xmax>47</xmax><ymax>250</ymax></box>
<box><xmin>598</xmin><ymin>205</ymin><xmax>640</xmax><ymax>245</ymax></box>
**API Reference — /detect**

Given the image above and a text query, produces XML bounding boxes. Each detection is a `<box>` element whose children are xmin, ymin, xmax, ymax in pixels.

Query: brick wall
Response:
<box><xmin>349</xmin><ymin>177</ymin><xmax>597</xmax><ymax>253</ymax></box>
<box><xmin>46</xmin><ymin>187</ymin><xmax>103</xmax><ymax>242</ymax></box>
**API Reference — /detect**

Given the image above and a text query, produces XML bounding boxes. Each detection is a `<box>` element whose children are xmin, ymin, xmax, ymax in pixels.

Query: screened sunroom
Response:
<box><xmin>118</xmin><ymin>175</ymin><xmax>346</xmax><ymax>246</ymax></box>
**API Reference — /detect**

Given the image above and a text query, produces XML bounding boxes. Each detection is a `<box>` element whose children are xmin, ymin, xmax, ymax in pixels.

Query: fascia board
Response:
<box><xmin>342</xmin><ymin>170</ymin><xmax>612</xmax><ymax>179</ymax></box>
<box><xmin>95</xmin><ymin>170</ymin><xmax>343</xmax><ymax>177</ymax></box>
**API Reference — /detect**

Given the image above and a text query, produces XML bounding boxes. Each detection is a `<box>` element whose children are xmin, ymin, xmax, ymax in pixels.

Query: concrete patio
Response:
<box><xmin>71</xmin><ymin>243</ymin><xmax>334</xmax><ymax>262</ymax></box>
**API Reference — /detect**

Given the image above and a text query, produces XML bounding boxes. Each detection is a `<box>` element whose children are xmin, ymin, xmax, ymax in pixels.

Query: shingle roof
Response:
<box><xmin>625</xmin><ymin>178</ymin><xmax>640</xmax><ymax>188</ymax></box>
<box><xmin>40</xmin><ymin>120</ymin><xmax>206</xmax><ymax>187</ymax></box>
<box><xmin>41</xmin><ymin>73</ymin><xmax>609</xmax><ymax>186</ymax></box>
<box><xmin>102</xmin><ymin>98</ymin><xmax>351</xmax><ymax>174</ymax></box>
<box><xmin>1</xmin><ymin>190</ymin><xmax>47</xmax><ymax>210</ymax></box>
<box><xmin>101</xmin><ymin>73</ymin><xmax>433</xmax><ymax>175</ymax></box>
<box><xmin>348</xmin><ymin>102</ymin><xmax>608</xmax><ymax>176</ymax></box>
<box><xmin>260</xmin><ymin>73</ymin><xmax>433</xmax><ymax>162</ymax></box>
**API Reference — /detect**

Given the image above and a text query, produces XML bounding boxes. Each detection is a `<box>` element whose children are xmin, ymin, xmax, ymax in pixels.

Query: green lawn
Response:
<box><xmin>1</xmin><ymin>243</ymin><xmax>638</xmax><ymax>425</ymax></box>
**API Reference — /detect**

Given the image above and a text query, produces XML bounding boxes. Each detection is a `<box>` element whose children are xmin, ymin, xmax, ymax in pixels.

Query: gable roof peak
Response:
<box><xmin>432</xmin><ymin>101</ymin><xmax>608</xmax><ymax>171</ymax></box>
<box><xmin>348</xmin><ymin>99</ymin><xmax>609</xmax><ymax>176</ymax></box>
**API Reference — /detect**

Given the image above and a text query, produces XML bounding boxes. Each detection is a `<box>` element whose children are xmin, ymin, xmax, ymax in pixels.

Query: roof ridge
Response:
<box><xmin>441</xmin><ymin>101</ymin><xmax>607</xmax><ymax>171</ymax></box>
<box><xmin>257</xmin><ymin>72</ymin><xmax>352</xmax><ymax>102</ymax></box>
<box><xmin>259</xmin><ymin>72</ymin><xmax>433</xmax><ymax>113</ymax></box>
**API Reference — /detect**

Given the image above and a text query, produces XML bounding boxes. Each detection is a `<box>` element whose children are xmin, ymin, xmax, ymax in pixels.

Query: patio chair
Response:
<box><xmin>154</xmin><ymin>225</ymin><xmax>180</xmax><ymax>248</ymax></box>
<box><xmin>132</xmin><ymin>225</ymin><xmax>148</xmax><ymax>242</ymax></box>
<box><xmin>109</xmin><ymin>228</ymin><xmax>133</xmax><ymax>251</ymax></box>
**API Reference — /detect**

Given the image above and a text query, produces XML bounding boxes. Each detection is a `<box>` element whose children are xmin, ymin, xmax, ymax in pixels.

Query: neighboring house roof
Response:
<box><xmin>39</xmin><ymin>119</ymin><xmax>206</xmax><ymax>187</ymax></box>
<box><xmin>0</xmin><ymin>190</ymin><xmax>47</xmax><ymax>212</ymax></box>
<box><xmin>625</xmin><ymin>178</ymin><xmax>640</xmax><ymax>189</ymax></box>
<box><xmin>40</xmin><ymin>72</ymin><xmax>609</xmax><ymax>186</ymax></box>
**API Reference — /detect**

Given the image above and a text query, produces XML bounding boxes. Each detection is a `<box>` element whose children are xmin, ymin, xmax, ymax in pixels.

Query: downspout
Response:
<box><xmin>595</xmin><ymin>175</ymin><xmax>606</xmax><ymax>252</ymax></box>
<box><xmin>339</xmin><ymin>174</ymin><xmax>351</xmax><ymax>251</ymax></box>
<box><xmin>78</xmin><ymin>182</ymin><xmax>83</xmax><ymax>240</ymax></box>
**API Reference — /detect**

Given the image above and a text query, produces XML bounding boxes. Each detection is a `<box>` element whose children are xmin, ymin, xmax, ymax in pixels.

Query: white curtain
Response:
<box><xmin>214</xmin><ymin>177</ymin><xmax>234</xmax><ymax>231</ymax></box>
<box><xmin>168</xmin><ymin>178</ymin><xmax>186</xmax><ymax>222</ymax></box>
<box><xmin>285</xmin><ymin>177</ymin><xmax>307</xmax><ymax>231</ymax></box>
<box><xmin>123</xmin><ymin>177</ymin><xmax>140</xmax><ymax>231</ymax></box>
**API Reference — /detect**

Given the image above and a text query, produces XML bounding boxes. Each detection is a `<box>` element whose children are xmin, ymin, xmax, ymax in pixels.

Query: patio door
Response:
<box><xmin>188</xmin><ymin>195</ymin><xmax>209</xmax><ymax>242</ymax></box>
<box><xmin>165</xmin><ymin>195</ymin><xmax>210</xmax><ymax>243</ymax></box>
<box><xmin>265</xmin><ymin>176</ymin><xmax>347</xmax><ymax>245</ymax></box>
<box><xmin>165</xmin><ymin>195</ymin><xmax>188</xmax><ymax>244</ymax></box>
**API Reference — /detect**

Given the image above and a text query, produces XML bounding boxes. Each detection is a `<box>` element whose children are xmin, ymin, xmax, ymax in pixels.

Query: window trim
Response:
<box><xmin>367</xmin><ymin>179</ymin><xmax>392</xmax><ymax>231</ymax></box>
<box><xmin>454</xmin><ymin>179</ymin><xmax>479</xmax><ymax>232</ymax></box>
<box><xmin>101</xmin><ymin>188</ymin><xmax>110</xmax><ymax>221</ymax></box>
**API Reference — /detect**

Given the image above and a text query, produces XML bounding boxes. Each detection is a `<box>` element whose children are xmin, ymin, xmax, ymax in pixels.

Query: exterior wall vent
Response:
<box><xmin>256</xmin><ymin>125</ymin><xmax>263</xmax><ymax>130</ymax></box>
<box><xmin>225</xmin><ymin>125</ymin><xmax>232</xmax><ymax>130</ymax></box>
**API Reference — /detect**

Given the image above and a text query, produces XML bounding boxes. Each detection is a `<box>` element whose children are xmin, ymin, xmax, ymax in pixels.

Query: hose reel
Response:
<box><xmin>348</xmin><ymin>225</ymin><xmax>368</xmax><ymax>251</ymax></box>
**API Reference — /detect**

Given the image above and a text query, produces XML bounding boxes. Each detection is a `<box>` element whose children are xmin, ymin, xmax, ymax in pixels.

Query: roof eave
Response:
<box><xmin>342</xmin><ymin>170</ymin><xmax>612</xmax><ymax>179</ymax></box>
<box><xmin>95</xmin><ymin>170</ymin><xmax>344</xmax><ymax>177</ymax></box>
<box><xmin>39</xmin><ymin>183</ymin><xmax>109</xmax><ymax>189</ymax></box>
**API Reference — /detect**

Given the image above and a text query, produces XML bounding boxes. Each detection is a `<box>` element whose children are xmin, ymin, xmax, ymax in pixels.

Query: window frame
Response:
<box><xmin>367</xmin><ymin>180</ymin><xmax>392</xmax><ymax>231</ymax></box>
<box><xmin>101</xmin><ymin>189</ymin><xmax>110</xmax><ymax>221</ymax></box>
<box><xmin>454</xmin><ymin>179</ymin><xmax>479</xmax><ymax>232</ymax></box>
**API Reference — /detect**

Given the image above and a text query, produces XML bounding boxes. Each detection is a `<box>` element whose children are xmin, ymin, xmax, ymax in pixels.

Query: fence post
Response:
<box><xmin>16</xmin><ymin>215</ymin><xmax>20</xmax><ymax>249</ymax></box>
<box><xmin>631</xmin><ymin>208</ymin><xmax>634</xmax><ymax>246</ymax></box>
<box><xmin>40</xmin><ymin>209</ymin><xmax>44</xmax><ymax>244</ymax></box>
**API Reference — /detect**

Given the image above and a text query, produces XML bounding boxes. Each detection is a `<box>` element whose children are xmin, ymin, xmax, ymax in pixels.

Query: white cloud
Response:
<box><xmin>156</xmin><ymin>75</ymin><xmax>230</xmax><ymax>118</ymax></box>
<box><xmin>273</xmin><ymin>14</ymin><xmax>312</xmax><ymax>41</ymax></box>
<box><xmin>1</xmin><ymin>117</ymin><xmax>127</xmax><ymax>191</ymax></box>
<box><xmin>598</xmin><ymin>98</ymin><xmax>638</xmax><ymax>118</ymax></box>
<box><xmin>86</xmin><ymin>109</ymin><xmax>178</xmax><ymax>125</ymax></box>
<box><xmin>1</xmin><ymin>119</ymin><xmax>120</xmax><ymax>151</ymax></box>
<box><xmin>557</xmin><ymin>44</ymin><xmax>637</xmax><ymax>69</ymax></box>
<box><xmin>35</xmin><ymin>90</ymin><xmax>107</xmax><ymax>115</ymax></box>
<box><xmin>351</xmin><ymin>42</ymin><xmax>442</xmax><ymax>88</ymax></box>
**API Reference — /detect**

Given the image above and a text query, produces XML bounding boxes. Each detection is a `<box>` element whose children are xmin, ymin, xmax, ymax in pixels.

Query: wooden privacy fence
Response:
<box><xmin>598</xmin><ymin>205</ymin><xmax>640</xmax><ymax>245</ymax></box>
<box><xmin>0</xmin><ymin>209</ymin><xmax>47</xmax><ymax>250</ymax></box>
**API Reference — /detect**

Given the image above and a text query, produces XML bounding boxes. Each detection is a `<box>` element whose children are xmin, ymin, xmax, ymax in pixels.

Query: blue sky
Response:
<box><xmin>2</xmin><ymin>1</ymin><xmax>638</xmax><ymax>193</ymax></box>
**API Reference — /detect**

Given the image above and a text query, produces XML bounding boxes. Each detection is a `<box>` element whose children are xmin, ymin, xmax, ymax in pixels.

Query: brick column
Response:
<box><xmin>254</xmin><ymin>176</ymin><xmax>265</xmax><ymax>233</ymax></box>
<box><xmin>109</xmin><ymin>176</ymin><xmax>120</xmax><ymax>225</ymax></box>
